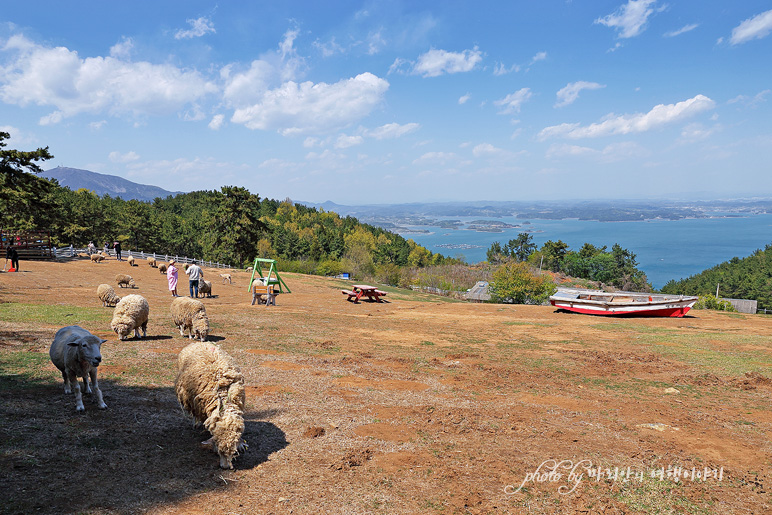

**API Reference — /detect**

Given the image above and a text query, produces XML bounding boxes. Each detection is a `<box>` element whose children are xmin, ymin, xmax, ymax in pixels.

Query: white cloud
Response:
<box><xmin>367</xmin><ymin>122</ymin><xmax>419</xmax><ymax>139</ymax></box>
<box><xmin>208</xmin><ymin>114</ymin><xmax>225</xmax><ymax>130</ymax></box>
<box><xmin>109</xmin><ymin>151</ymin><xmax>140</xmax><ymax>163</ymax></box>
<box><xmin>0</xmin><ymin>35</ymin><xmax>217</xmax><ymax>124</ymax></box>
<box><xmin>472</xmin><ymin>143</ymin><xmax>504</xmax><ymax>157</ymax></box>
<box><xmin>89</xmin><ymin>120</ymin><xmax>107</xmax><ymax>130</ymax></box>
<box><xmin>412</xmin><ymin>47</ymin><xmax>483</xmax><ymax>77</ymax></box>
<box><xmin>530</xmin><ymin>51</ymin><xmax>547</xmax><ymax>63</ymax></box>
<box><xmin>539</xmin><ymin>94</ymin><xmax>716</xmax><ymax>139</ymax></box>
<box><xmin>493</xmin><ymin>62</ymin><xmax>519</xmax><ymax>76</ymax></box>
<box><xmin>335</xmin><ymin>134</ymin><xmax>363</xmax><ymax>148</ymax></box>
<box><xmin>728</xmin><ymin>89</ymin><xmax>770</xmax><ymax>108</ymax></box>
<box><xmin>664</xmin><ymin>24</ymin><xmax>698</xmax><ymax>38</ymax></box>
<box><xmin>230</xmin><ymin>72</ymin><xmax>389</xmax><ymax>136</ymax></box>
<box><xmin>413</xmin><ymin>151</ymin><xmax>458</xmax><ymax>164</ymax></box>
<box><xmin>174</xmin><ymin>17</ymin><xmax>216</xmax><ymax>40</ymax></box>
<box><xmin>313</xmin><ymin>37</ymin><xmax>345</xmax><ymax>57</ymax></box>
<box><xmin>595</xmin><ymin>0</ymin><xmax>662</xmax><ymax>39</ymax></box>
<box><xmin>0</xmin><ymin>125</ymin><xmax>36</xmax><ymax>145</ymax></box>
<box><xmin>458</xmin><ymin>93</ymin><xmax>471</xmax><ymax>105</ymax></box>
<box><xmin>679</xmin><ymin>123</ymin><xmax>718</xmax><ymax>142</ymax></box>
<box><xmin>546</xmin><ymin>141</ymin><xmax>648</xmax><ymax>162</ymax></box>
<box><xmin>109</xmin><ymin>37</ymin><xmax>134</xmax><ymax>59</ymax></box>
<box><xmin>555</xmin><ymin>81</ymin><xmax>605</xmax><ymax>107</ymax></box>
<box><xmin>494</xmin><ymin>88</ymin><xmax>533</xmax><ymax>114</ymax></box>
<box><xmin>730</xmin><ymin>9</ymin><xmax>772</xmax><ymax>45</ymax></box>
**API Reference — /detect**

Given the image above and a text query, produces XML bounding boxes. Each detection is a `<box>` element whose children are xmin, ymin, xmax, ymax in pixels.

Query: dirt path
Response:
<box><xmin>1</xmin><ymin>257</ymin><xmax>770</xmax><ymax>514</ymax></box>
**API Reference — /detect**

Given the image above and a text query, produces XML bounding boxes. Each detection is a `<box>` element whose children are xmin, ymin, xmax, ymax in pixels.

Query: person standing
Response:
<box><xmin>114</xmin><ymin>241</ymin><xmax>122</xmax><ymax>261</ymax></box>
<box><xmin>103</xmin><ymin>242</ymin><xmax>109</xmax><ymax>256</ymax></box>
<box><xmin>167</xmin><ymin>260</ymin><xmax>179</xmax><ymax>297</ymax></box>
<box><xmin>185</xmin><ymin>260</ymin><xmax>203</xmax><ymax>298</ymax></box>
<box><xmin>88</xmin><ymin>241</ymin><xmax>96</xmax><ymax>255</ymax></box>
<box><xmin>4</xmin><ymin>245</ymin><xmax>19</xmax><ymax>271</ymax></box>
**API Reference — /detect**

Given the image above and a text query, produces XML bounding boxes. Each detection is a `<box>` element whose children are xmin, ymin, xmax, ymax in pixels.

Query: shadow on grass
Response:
<box><xmin>0</xmin><ymin>369</ymin><xmax>287</xmax><ymax>515</ymax></box>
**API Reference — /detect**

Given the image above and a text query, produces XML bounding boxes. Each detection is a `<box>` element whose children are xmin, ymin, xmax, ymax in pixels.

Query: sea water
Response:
<box><xmin>399</xmin><ymin>214</ymin><xmax>772</xmax><ymax>289</ymax></box>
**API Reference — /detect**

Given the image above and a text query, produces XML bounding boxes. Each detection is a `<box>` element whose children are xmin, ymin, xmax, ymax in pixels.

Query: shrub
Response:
<box><xmin>489</xmin><ymin>261</ymin><xmax>557</xmax><ymax>305</ymax></box>
<box><xmin>693</xmin><ymin>295</ymin><xmax>736</xmax><ymax>312</ymax></box>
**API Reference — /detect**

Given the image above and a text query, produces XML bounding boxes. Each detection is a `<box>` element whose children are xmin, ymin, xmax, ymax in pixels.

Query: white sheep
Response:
<box><xmin>97</xmin><ymin>284</ymin><xmax>121</xmax><ymax>307</ymax></box>
<box><xmin>175</xmin><ymin>342</ymin><xmax>246</xmax><ymax>469</ymax></box>
<box><xmin>171</xmin><ymin>297</ymin><xmax>209</xmax><ymax>341</ymax></box>
<box><xmin>110</xmin><ymin>294</ymin><xmax>149</xmax><ymax>340</ymax></box>
<box><xmin>115</xmin><ymin>273</ymin><xmax>136</xmax><ymax>289</ymax></box>
<box><xmin>127</xmin><ymin>255</ymin><xmax>136</xmax><ymax>266</ymax></box>
<box><xmin>158</xmin><ymin>263</ymin><xmax>168</xmax><ymax>274</ymax></box>
<box><xmin>90</xmin><ymin>254</ymin><xmax>104</xmax><ymax>263</ymax></box>
<box><xmin>198</xmin><ymin>278</ymin><xmax>213</xmax><ymax>298</ymax></box>
<box><xmin>147</xmin><ymin>256</ymin><xmax>157</xmax><ymax>267</ymax></box>
<box><xmin>219</xmin><ymin>273</ymin><xmax>232</xmax><ymax>284</ymax></box>
<box><xmin>49</xmin><ymin>325</ymin><xmax>108</xmax><ymax>411</ymax></box>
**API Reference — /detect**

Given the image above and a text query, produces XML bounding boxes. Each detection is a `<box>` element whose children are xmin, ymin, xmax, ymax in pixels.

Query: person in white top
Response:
<box><xmin>185</xmin><ymin>260</ymin><xmax>203</xmax><ymax>298</ymax></box>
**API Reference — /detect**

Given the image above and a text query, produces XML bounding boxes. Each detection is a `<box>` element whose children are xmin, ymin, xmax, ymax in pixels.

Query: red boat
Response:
<box><xmin>550</xmin><ymin>288</ymin><xmax>698</xmax><ymax>317</ymax></box>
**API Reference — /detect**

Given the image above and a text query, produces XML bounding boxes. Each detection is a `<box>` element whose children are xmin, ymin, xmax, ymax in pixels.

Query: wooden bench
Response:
<box><xmin>252</xmin><ymin>285</ymin><xmax>277</xmax><ymax>306</ymax></box>
<box><xmin>341</xmin><ymin>289</ymin><xmax>358</xmax><ymax>301</ymax></box>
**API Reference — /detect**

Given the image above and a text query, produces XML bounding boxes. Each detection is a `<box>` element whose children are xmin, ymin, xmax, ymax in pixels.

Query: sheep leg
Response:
<box><xmin>81</xmin><ymin>370</ymin><xmax>92</xmax><ymax>394</ymax></box>
<box><xmin>61</xmin><ymin>370</ymin><xmax>72</xmax><ymax>394</ymax></box>
<box><xmin>89</xmin><ymin>368</ymin><xmax>107</xmax><ymax>409</ymax></box>
<box><xmin>179</xmin><ymin>325</ymin><xmax>185</xmax><ymax>337</ymax></box>
<box><xmin>141</xmin><ymin>322</ymin><xmax>147</xmax><ymax>338</ymax></box>
<box><xmin>69</xmin><ymin>371</ymin><xmax>85</xmax><ymax>411</ymax></box>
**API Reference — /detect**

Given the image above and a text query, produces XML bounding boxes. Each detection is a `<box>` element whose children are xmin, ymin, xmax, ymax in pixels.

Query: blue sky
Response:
<box><xmin>1</xmin><ymin>1</ymin><xmax>770</xmax><ymax>204</ymax></box>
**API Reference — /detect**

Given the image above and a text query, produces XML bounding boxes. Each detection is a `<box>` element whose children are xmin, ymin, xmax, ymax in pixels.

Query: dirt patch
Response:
<box><xmin>1</xmin><ymin>259</ymin><xmax>771</xmax><ymax>514</ymax></box>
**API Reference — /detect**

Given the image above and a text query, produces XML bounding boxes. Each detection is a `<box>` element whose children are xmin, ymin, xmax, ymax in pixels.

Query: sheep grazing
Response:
<box><xmin>175</xmin><ymin>342</ymin><xmax>246</xmax><ymax>469</ymax></box>
<box><xmin>159</xmin><ymin>263</ymin><xmax>168</xmax><ymax>274</ymax></box>
<box><xmin>97</xmin><ymin>284</ymin><xmax>121</xmax><ymax>307</ymax></box>
<box><xmin>115</xmin><ymin>274</ymin><xmax>136</xmax><ymax>289</ymax></box>
<box><xmin>219</xmin><ymin>273</ymin><xmax>232</xmax><ymax>284</ymax></box>
<box><xmin>127</xmin><ymin>255</ymin><xmax>136</xmax><ymax>266</ymax></box>
<box><xmin>77</xmin><ymin>252</ymin><xmax>90</xmax><ymax>258</ymax></box>
<box><xmin>171</xmin><ymin>297</ymin><xmax>209</xmax><ymax>341</ymax></box>
<box><xmin>90</xmin><ymin>254</ymin><xmax>105</xmax><ymax>263</ymax></box>
<box><xmin>49</xmin><ymin>325</ymin><xmax>108</xmax><ymax>411</ymax></box>
<box><xmin>110</xmin><ymin>294</ymin><xmax>149</xmax><ymax>340</ymax></box>
<box><xmin>147</xmin><ymin>256</ymin><xmax>157</xmax><ymax>267</ymax></box>
<box><xmin>198</xmin><ymin>279</ymin><xmax>213</xmax><ymax>298</ymax></box>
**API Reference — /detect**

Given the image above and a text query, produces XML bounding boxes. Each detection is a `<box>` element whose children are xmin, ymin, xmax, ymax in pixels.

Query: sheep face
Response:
<box><xmin>112</xmin><ymin>323</ymin><xmax>132</xmax><ymax>340</ymax></box>
<box><xmin>193</xmin><ymin>313</ymin><xmax>209</xmax><ymax>342</ymax></box>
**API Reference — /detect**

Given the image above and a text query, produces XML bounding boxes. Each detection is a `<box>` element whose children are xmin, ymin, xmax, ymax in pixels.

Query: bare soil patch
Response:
<box><xmin>1</xmin><ymin>258</ymin><xmax>771</xmax><ymax>514</ymax></box>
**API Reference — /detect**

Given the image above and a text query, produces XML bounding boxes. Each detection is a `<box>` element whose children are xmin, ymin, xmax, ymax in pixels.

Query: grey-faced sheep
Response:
<box><xmin>97</xmin><ymin>284</ymin><xmax>121</xmax><ymax>307</ymax></box>
<box><xmin>171</xmin><ymin>297</ymin><xmax>209</xmax><ymax>341</ymax></box>
<box><xmin>127</xmin><ymin>255</ymin><xmax>136</xmax><ymax>266</ymax></box>
<box><xmin>110</xmin><ymin>294</ymin><xmax>149</xmax><ymax>340</ymax></box>
<box><xmin>147</xmin><ymin>256</ymin><xmax>157</xmax><ymax>267</ymax></box>
<box><xmin>198</xmin><ymin>278</ymin><xmax>213</xmax><ymax>298</ymax></box>
<box><xmin>90</xmin><ymin>254</ymin><xmax>104</xmax><ymax>263</ymax></box>
<box><xmin>159</xmin><ymin>263</ymin><xmax>168</xmax><ymax>274</ymax></box>
<box><xmin>115</xmin><ymin>273</ymin><xmax>136</xmax><ymax>289</ymax></box>
<box><xmin>219</xmin><ymin>273</ymin><xmax>232</xmax><ymax>284</ymax></box>
<box><xmin>49</xmin><ymin>325</ymin><xmax>108</xmax><ymax>411</ymax></box>
<box><xmin>175</xmin><ymin>341</ymin><xmax>246</xmax><ymax>469</ymax></box>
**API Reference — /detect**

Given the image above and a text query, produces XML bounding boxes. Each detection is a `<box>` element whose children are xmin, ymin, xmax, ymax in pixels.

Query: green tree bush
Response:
<box><xmin>489</xmin><ymin>261</ymin><xmax>556</xmax><ymax>304</ymax></box>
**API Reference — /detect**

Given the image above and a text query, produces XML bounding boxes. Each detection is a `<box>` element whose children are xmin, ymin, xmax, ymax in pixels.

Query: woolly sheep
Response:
<box><xmin>77</xmin><ymin>252</ymin><xmax>90</xmax><ymax>258</ymax></box>
<box><xmin>198</xmin><ymin>279</ymin><xmax>213</xmax><ymax>298</ymax></box>
<box><xmin>159</xmin><ymin>263</ymin><xmax>168</xmax><ymax>274</ymax></box>
<box><xmin>147</xmin><ymin>256</ymin><xmax>157</xmax><ymax>267</ymax></box>
<box><xmin>110</xmin><ymin>294</ymin><xmax>149</xmax><ymax>340</ymax></box>
<box><xmin>115</xmin><ymin>274</ymin><xmax>136</xmax><ymax>289</ymax></box>
<box><xmin>127</xmin><ymin>255</ymin><xmax>136</xmax><ymax>266</ymax></box>
<box><xmin>170</xmin><ymin>297</ymin><xmax>209</xmax><ymax>341</ymax></box>
<box><xmin>175</xmin><ymin>341</ymin><xmax>246</xmax><ymax>469</ymax></box>
<box><xmin>49</xmin><ymin>325</ymin><xmax>107</xmax><ymax>411</ymax></box>
<box><xmin>97</xmin><ymin>284</ymin><xmax>121</xmax><ymax>307</ymax></box>
<box><xmin>219</xmin><ymin>273</ymin><xmax>232</xmax><ymax>284</ymax></box>
<box><xmin>90</xmin><ymin>254</ymin><xmax>104</xmax><ymax>263</ymax></box>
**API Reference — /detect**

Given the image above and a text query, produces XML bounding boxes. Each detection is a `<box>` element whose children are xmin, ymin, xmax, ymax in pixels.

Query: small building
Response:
<box><xmin>465</xmin><ymin>281</ymin><xmax>491</xmax><ymax>302</ymax></box>
<box><xmin>721</xmin><ymin>297</ymin><xmax>758</xmax><ymax>314</ymax></box>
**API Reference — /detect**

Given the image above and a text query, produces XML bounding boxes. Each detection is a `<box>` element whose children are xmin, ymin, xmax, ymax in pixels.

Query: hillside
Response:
<box><xmin>1</xmin><ymin>258</ymin><xmax>770</xmax><ymax>513</ymax></box>
<box><xmin>661</xmin><ymin>244</ymin><xmax>772</xmax><ymax>309</ymax></box>
<box><xmin>42</xmin><ymin>166</ymin><xmax>182</xmax><ymax>201</ymax></box>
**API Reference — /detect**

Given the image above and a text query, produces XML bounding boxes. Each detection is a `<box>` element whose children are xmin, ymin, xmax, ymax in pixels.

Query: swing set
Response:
<box><xmin>246</xmin><ymin>258</ymin><xmax>291</xmax><ymax>293</ymax></box>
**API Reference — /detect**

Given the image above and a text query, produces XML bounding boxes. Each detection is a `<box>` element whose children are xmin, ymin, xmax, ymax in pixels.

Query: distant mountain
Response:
<box><xmin>41</xmin><ymin>167</ymin><xmax>182</xmax><ymax>201</ymax></box>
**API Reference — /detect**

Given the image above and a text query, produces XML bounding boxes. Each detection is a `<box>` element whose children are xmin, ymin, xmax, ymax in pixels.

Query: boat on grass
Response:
<box><xmin>549</xmin><ymin>288</ymin><xmax>698</xmax><ymax>317</ymax></box>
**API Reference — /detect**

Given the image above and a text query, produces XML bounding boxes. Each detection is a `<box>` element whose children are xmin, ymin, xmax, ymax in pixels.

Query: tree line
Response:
<box><xmin>0</xmin><ymin>132</ymin><xmax>457</xmax><ymax>277</ymax></box>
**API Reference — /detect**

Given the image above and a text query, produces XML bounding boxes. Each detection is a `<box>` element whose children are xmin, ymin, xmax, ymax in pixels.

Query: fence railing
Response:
<box><xmin>54</xmin><ymin>247</ymin><xmax>235</xmax><ymax>270</ymax></box>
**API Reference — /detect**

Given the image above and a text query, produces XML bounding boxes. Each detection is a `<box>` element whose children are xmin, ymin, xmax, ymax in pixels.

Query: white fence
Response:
<box><xmin>54</xmin><ymin>247</ymin><xmax>235</xmax><ymax>270</ymax></box>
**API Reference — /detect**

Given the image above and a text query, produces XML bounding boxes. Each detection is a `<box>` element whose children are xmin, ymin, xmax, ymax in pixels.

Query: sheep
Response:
<box><xmin>49</xmin><ymin>325</ymin><xmax>108</xmax><ymax>411</ymax></box>
<box><xmin>198</xmin><ymin>278</ymin><xmax>213</xmax><ymax>298</ymax></box>
<box><xmin>90</xmin><ymin>254</ymin><xmax>104</xmax><ymax>263</ymax></box>
<box><xmin>77</xmin><ymin>252</ymin><xmax>90</xmax><ymax>258</ymax></box>
<box><xmin>219</xmin><ymin>273</ymin><xmax>232</xmax><ymax>284</ymax></box>
<box><xmin>159</xmin><ymin>263</ymin><xmax>168</xmax><ymax>274</ymax></box>
<box><xmin>110</xmin><ymin>294</ymin><xmax>149</xmax><ymax>340</ymax></box>
<box><xmin>170</xmin><ymin>297</ymin><xmax>209</xmax><ymax>341</ymax></box>
<box><xmin>127</xmin><ymin>255</ymin><xmax>136</xmax><ymax>266</ymax></box>
<box><xmin>97</xmin><ymin>284</ymin><xmax>121</xmax><ymax>307</ymax></box>
<box><xmin>115</xmin><ymin>273</ymin><xmax>136</xmax><ymax>289</ymax></box>
<box><xmin>175</xmin><ymin>341</ymin><xmax>246</xmax><ymax>469</ymax></box>
<box><xmin>147</xmin><ymin>256</ymin><xmax>157</xmax><ymax>267</ymax></box>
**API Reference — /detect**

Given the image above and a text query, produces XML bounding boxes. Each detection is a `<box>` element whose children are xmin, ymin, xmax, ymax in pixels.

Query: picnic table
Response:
<box><xmin>341</xmin><ymin>284</ymin><xmax>387</xmax><ymax>303</ymax></box>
